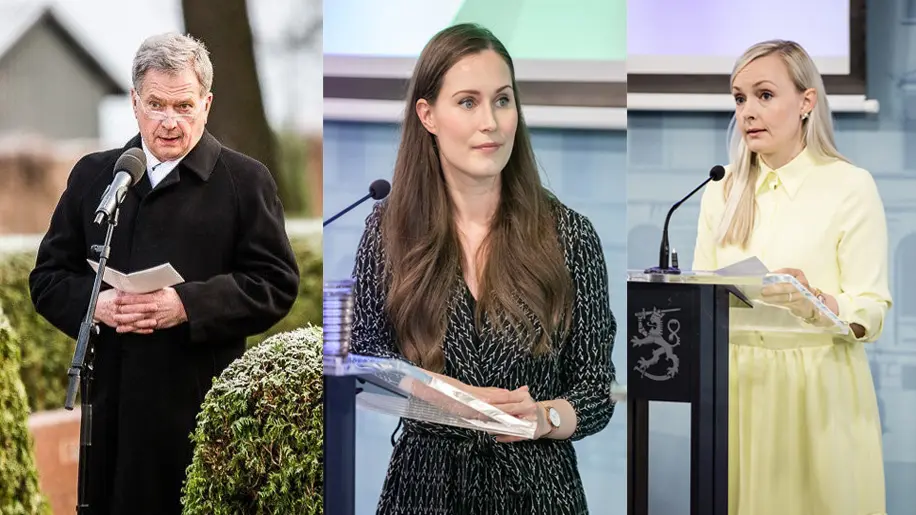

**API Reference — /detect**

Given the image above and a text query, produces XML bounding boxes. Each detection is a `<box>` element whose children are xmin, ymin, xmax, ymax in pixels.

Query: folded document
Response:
<box><xmin>87</xmin><ymin>260</ymin><xmax>184</xmax><ymax>294</ymax></box>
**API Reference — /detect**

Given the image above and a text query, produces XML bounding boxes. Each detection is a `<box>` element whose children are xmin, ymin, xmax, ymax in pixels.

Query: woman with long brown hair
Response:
<box><xmin>349</xmin><ymin>23</ymin><xmax>616</xmax><ymax>514</ymax></box>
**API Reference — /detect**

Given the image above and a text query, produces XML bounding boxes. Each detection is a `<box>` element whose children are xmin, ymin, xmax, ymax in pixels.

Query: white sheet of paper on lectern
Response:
<box><xmin>324</xmin><ymin>354</ymin><xmax>538</xmax><ymax>439</ymax></box>
<box><xmin>714</xmin><ymin>256</ymin><xmax>769</xmax><ymax>276</ymax></box>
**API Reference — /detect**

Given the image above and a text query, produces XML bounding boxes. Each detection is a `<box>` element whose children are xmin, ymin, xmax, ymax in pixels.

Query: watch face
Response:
<box><xmin>548</xmin><ymin>407</ymin><xmax>561</xmax><ymax>427</ymax></box>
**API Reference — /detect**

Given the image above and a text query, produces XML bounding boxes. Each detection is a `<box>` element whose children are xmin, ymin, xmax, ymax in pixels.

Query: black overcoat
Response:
<box><xmin>29</xmin><ymin>131</ymin><xmax>300</xmax><ymax>514</ymax></box>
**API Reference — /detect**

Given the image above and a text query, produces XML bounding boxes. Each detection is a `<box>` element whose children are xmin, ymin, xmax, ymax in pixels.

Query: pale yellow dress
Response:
<box><xmin>693</xmin><ymin>147</ymin><xmax>892</xmax><ymax>515</ymax></box>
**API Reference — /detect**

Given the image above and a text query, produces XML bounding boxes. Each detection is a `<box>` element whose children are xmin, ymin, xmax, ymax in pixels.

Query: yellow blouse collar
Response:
<box><xmin>754</xmin><ymin>146</ymin><xmax>818</xmax><ymax>198</ymax></box>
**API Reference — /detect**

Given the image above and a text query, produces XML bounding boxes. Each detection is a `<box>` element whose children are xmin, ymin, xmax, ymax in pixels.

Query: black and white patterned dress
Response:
<box><xmin>350</xmin><ymin>197</ymin><xmax>616</xmax><ymax>515</ymax></box>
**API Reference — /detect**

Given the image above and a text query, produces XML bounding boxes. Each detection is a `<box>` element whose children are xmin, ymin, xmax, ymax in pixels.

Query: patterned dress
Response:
<box><xmin>350</xmin><ymin>198</ymin><xmax>616</xmax><ymax>515</ymax></box>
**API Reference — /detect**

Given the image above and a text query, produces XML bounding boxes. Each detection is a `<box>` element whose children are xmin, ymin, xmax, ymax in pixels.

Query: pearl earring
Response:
<box><xmin>802</xmin><ymin>112</ymin><xmax>810</xmax><ymax>120</ymax></box>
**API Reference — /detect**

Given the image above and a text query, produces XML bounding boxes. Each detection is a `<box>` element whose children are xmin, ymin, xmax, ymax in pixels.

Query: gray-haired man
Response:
<box><xmin>30</xmin><ymin>33</ymin><xmax>299</xmax><ymax>514</ymax></box>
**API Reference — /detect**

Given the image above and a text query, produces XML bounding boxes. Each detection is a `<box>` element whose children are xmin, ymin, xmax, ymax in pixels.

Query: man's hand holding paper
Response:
<box><xmin>94</xmin><ymin>287</ymin><xmax>188</xmax><ymax>335</ymax></box>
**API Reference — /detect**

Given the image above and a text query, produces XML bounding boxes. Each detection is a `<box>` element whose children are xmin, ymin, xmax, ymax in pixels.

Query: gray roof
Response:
<box><xmin>0</xmin><ymin>1</ymin><xmax>128</xmax><ymax>95</ymax></box>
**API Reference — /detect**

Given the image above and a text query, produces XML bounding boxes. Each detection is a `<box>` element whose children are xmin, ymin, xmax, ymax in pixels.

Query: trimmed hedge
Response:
<box><xmin>0</xmin><ymin>306</ymin><xmax>50</xmax><ymax>514</ymax></box>
<box><xmin>181</xmin><ymin>325</ymin><xmax>323</xmax><ymax>514</ymax></box>
<box><xmin>0</xmin><ymin>237</ymin><xmax>321</xmax><ymax>412</ymax></box>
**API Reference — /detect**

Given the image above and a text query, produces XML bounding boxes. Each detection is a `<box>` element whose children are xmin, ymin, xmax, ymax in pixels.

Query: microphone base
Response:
<box><xmin>643</xmin><ymin>266</ymin><xmax>682</xmax><ymax>275</ymax></box>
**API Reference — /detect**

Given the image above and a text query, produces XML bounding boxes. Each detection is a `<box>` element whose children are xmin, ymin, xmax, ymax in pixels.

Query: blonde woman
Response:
<box><xmin>693</xmin><ymin>40</ymin><xmax>891</xmax><ymax>515</ymax></box>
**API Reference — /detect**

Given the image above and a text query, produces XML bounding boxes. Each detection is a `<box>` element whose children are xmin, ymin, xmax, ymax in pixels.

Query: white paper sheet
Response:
<box><xmin>715</xmin><ymin>256</ymin><xmax>770</xmax><ymax>276</ymax></box>
<box><xmin>87</xmin><ymin>260</ymin><xmax>184</xmax><ymax>294</ymax></box>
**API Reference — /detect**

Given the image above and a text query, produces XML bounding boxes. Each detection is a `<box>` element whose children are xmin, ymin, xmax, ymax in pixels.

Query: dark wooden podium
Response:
<box><xmin>626</xmin><ymin>276</ymin><xmax>734</xmax><ymax>515</ymax></box>
<box><xmin>626</xmin><ymin>269</ymin><xmax>846</xmax><ymax>515</ymax></box>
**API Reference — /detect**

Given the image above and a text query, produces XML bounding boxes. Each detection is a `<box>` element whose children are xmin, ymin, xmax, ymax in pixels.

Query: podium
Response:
<box><xmin>624</xmin><ymin>270</ymin><xmax>849</xmax><ymax>515</ymax></box>
<box><xmin>323</xmin><ymin>279</ymin><xmax>537</xmax><ymax>515</ymax></box>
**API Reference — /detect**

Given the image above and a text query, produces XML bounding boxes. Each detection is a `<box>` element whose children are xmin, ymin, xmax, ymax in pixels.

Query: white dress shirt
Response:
<box><xmin>141</xmin><ymin>139</ymin><xmax>187</xmax><ymax>188</ymax></box>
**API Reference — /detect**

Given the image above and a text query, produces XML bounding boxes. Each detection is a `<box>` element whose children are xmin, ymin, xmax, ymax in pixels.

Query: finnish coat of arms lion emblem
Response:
<box><xmin>631</xmin><ymin>307</ymin><xmax>682</xmax><ymax>381</ymax></box>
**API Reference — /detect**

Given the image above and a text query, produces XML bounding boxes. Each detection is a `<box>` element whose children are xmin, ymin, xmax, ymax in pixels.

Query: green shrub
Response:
<box><xmin>0</xmin><ymin>236</ymin><xmax>321</xmax><ymax>412</ymax></box>
<box><xmin>0</xmin><ymin>252</ymin><xmax>71</xmax><ymax>412</ymax></box>
<box><xmin>276</xmin><ymin>130</ymin><xmax>312</xmax><ymax>217</ymax></box>
<box><xmin>181</xmin><ymin>325</ymin><xmax>323</xmax><ymax>514</ymax></box>
<box><xmin>0</xmin><ymin>306</ymin><xmax>50</xmax><ymax>514</ymax></box>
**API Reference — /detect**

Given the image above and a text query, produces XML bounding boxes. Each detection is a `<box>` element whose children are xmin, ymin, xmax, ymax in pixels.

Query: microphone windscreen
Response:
<box><xmin>369</xmin><ymin>179</ymin><xmax>391</xmax><ymax>200</ymax></box>
<box><xmin>115</xmin><ymin>148</ymin><xmax>147</xmax><ymax>185</ymax></box>
<box><xmin>709</xmin><ymin>165</ymin><xmax>726</xmax><ymax>181</ymax></box>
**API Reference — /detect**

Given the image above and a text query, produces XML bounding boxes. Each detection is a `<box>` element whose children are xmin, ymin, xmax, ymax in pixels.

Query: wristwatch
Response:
<box><xmin>542</xmin><ymin>403</ymin><xmax>561</xmax><ymax>435</ymax></box>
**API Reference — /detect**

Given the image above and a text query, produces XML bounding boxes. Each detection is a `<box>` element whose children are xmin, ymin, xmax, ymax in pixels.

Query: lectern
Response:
<box><xmin>625</xmin><ymin>270</ymin><xmax>849</xmax><ymax>515</ymax></box>
<box><xmin>323</xmin><ymin>279</ymin><xmax>537</xmax><ymax>515</ymax></box>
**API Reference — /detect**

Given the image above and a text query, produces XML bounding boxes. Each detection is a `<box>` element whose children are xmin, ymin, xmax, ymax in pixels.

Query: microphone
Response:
<box><xmin>94</xmin><ymin>148</ymin><xmax>146</xmax><ymax>225</ymax></box>
<box><xmin>646</xmin><ymin>165</ymin><xmax>726</xmax><ymax>274</ymax></box>
<box><xmin>323</xmin><ymin>178</ymin><xmax>391</xmax><ymax>227</ymax></box>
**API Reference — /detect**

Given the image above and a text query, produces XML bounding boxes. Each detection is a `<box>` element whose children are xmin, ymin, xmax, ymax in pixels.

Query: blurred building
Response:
<box><xmin>0</xmin><ymin>2</ymin><xmax>127</xmax><ymax>140</ymax></box>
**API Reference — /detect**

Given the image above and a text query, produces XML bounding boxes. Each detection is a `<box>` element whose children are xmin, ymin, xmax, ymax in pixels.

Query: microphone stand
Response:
<box><xmin>65</xmin><ymin>206</ymin><xmax>120</xmax><ymax>514</ymax></box>
<box><xmin>645</xmin><ymin>176</ymin><xmax>716</xmax><ymax>275</ymax></box>
<box><xmin>323</xmin><ymin>193</ymin><xmax>373</xmax><ymax>227</ymax></box>
<box><xmin>321</xmin><ymin>179</ymin><xmax>390</xmax><ymax>515</ymax></box>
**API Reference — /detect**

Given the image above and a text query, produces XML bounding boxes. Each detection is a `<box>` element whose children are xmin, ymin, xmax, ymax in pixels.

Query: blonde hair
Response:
<box><xmin>718</xmin><ymin>40</ymin><xmax>847</xmax><ymax>248</ymax></box>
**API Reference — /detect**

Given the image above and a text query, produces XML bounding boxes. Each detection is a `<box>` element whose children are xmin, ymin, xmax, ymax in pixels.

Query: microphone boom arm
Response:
<box><xmin>649</xmin><ymin>165</ymin><xmax>725</xmax><ymax>275</ymax></box>
<box><xmin>658</xmin><ymin>177</ymin><xmax>714</xmax><ymax>270</ymax></box>
<box><xmin>323</xmin><ymin>179</ymin><xmax>392</xmax><ymax>227</ymax></box>
<box><xmin>323</xmin><ymin>193</ymin><xmax>372</xmax><ymax>227</ymax></box>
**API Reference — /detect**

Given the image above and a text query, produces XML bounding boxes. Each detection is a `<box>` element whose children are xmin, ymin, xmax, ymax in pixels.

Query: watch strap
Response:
<box><xmin>541</xmin><ymin>403</ymin><xmax>558</xmax><ymax>435</ymax></box>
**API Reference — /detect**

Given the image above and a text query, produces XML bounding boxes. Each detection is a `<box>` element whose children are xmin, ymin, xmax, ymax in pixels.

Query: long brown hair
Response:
<box><xmin>380</xmin><ymin>23</ymin><xmax>573</xmax><ymax>373</ymax></box>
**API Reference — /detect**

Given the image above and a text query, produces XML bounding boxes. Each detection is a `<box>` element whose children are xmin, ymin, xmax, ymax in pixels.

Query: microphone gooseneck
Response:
<box><xmin>649</xmin><ymin>165</ymin><xmax>726</xmax><ymax>274</ymax></box>
<box><xmin>323</xmin><ymin>178</ymin><xmax>392</xmax><ymax>227</ymax></box>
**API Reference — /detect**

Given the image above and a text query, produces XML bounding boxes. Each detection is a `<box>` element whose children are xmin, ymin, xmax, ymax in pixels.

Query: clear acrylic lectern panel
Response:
<box><xmin>625</xmin><ymin>268</ymin><xmax>849</xmax><ymax>514</ymax></box>
<box><xmin>324</xmin><ymin>354</ymin><xmax>537</xmax><ymax>439</ymax></box>
<box><xmin>626</xmin><ymin>270</ymin><xmax>849</xmax><ymax>336</ymax></box>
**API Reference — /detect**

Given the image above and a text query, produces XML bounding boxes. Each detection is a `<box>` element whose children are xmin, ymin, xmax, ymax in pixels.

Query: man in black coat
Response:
<box><xmin>29</xmin><ymin>32</ymin><xmax>300</xmax><ymax>514</ymax></box>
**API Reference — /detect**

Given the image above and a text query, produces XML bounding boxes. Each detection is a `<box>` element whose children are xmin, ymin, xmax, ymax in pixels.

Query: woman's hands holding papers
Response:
<box><xmin>759</xmin><ymin>267</ymin><xmax>866</xmax><ymax>338</ymax></box>
<box><xmin>760</xmin><ymin>267</ymin><xmax>816</xmax><ymax>318</ymax></box>
<box><xmin>395</xmin><ymin>374</ymin><xmax>492</xmax><ymax>419</ymax></box>
<box><xmin>406</xmin><ymin>373</ymin><xmax>581</xmax><ymax>441</ymax></box>
<box><xmin>761</xmin><ymin>268</ymin><xmax>839</xmax><ymax>320</ymax></box>
<box><xmin>480</xmin><ymin>386</ymin><xmax>550</xmax><ymax>443</ymax></box>
<box><xmin>94</xmin><ymin>287</ymin><xmax>188</xmax><ymax>334</ymax></box>
<box><xmin>405</xmin><ymin>374</ymin><xmax>547</xmax><ymax>440</ymax></box>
